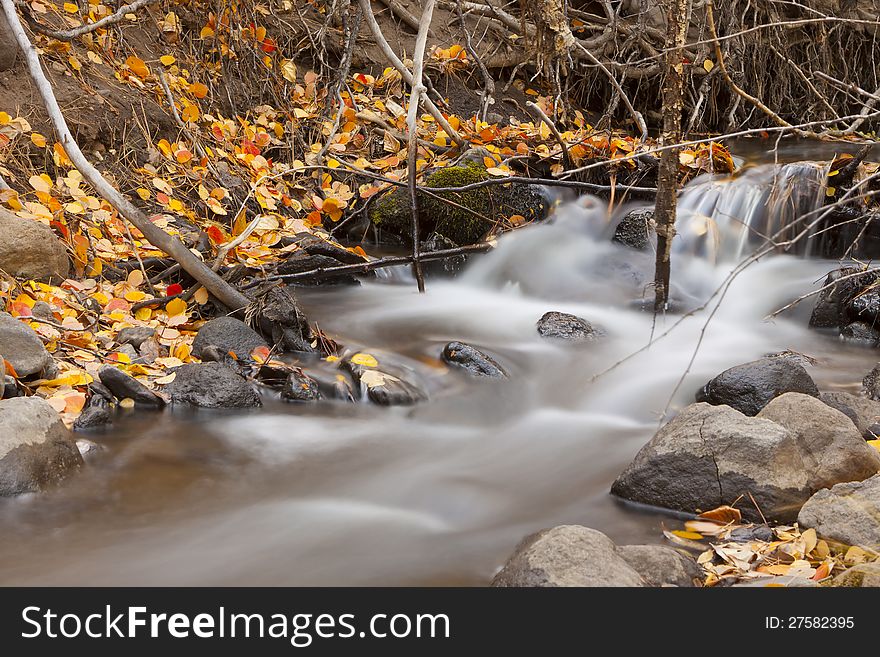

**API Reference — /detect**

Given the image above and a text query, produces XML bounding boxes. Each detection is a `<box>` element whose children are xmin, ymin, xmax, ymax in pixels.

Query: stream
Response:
<box><xmin>0</xmin><ymin>147</ymin><xmax>874</xmax><ymax>586</ymax></box>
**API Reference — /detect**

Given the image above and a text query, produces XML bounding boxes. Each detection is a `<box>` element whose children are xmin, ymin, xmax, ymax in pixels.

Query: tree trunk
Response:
<box><xmin>653</xmin><ymin>0</ymin><xmax>690</xmax><ymax>313</ymax></box>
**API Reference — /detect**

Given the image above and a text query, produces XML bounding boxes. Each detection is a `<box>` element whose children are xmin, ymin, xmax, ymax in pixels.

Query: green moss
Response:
<box><xmin>369</xmin><ymin>161</ymin><xmax>548</xmax><ymax>245</ymax></box>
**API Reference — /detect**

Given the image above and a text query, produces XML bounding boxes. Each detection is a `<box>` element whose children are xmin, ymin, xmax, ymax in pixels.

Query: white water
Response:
<box><xmin>0</xmin><ymin>167</ymin><xmax>869</xmax><ymax>585</ymax></box>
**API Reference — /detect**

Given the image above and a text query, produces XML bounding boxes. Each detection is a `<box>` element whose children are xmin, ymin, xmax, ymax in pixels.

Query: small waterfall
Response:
<box><xmin>675</xmin><ymin>162</ymin><xmax>829</xmax><ymax>263</ymax></box>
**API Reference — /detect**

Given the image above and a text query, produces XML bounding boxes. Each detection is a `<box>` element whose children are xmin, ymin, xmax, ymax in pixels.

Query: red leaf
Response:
<box><xmin>166</xmin><ymin>283</ymin><xmax>184</xmax><ymax>296</ymax></box>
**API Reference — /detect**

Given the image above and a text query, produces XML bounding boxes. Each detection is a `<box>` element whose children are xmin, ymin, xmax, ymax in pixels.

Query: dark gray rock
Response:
<box><xmin>116</xmin><ymin>326</ymin><xmax>157</xmax><ymax>349</ymax></box>
<box><xmin>75</xmin><ymin>438</ymin><xmax>103</xmax><ymax>458</ymax></box>
<box><xmin>0</xmin><ymin>312</ymin><xmax>53</xmax><ymax>378</ymax></box>
<box><xmin>798</xmin><ymin>473</ymin><xmax>880</xmax><ymax>548</ymax></box>
<box><xmin>613</xmin><ymin>207</ymin><xmax>653</xmax><ymax>250</ymax></box>
<box><xmin>841</xmin><ymin>322</ymin><xmax>880</xmax><ymax>347</ymax></box>
<box><xmin>163</xmin><ymin>362</ymin><xmax>262</xmax><ymax>408</ymax></box>
<box><xmin>0</xmin><ymin>397</ymin><xmax>83</xmax><ymax>496</ymax></box>
<box><xmin>757</xmin><ymin>393</ymin><xmax>880</xmax><ymax>493</ymax></box>
<box><xmin>616</xmin><ymin>545</ymin><xmax>701</xmax><ymax>587</ymax></box>
<box><xmin>810</xmin><ymin>266</ymin><xmax>879</xmax><ymax>330</ymax></box>
<box><xmin>98</xmin><ymin>366</ymin><xmax>165</xmax><ymax>408</ymax></box>
<box><xmin>728</xmin><ymin>525</ymin><xmax>775</xmax><ymax>542</ymax></box>
<box><xmin>441</xmin><ymin>341</ymin><xmax>507</xmax><ymax>378</ymax></box>
<box><xmin>845</xmin><ymin>286</ymin><xmax>880</xmax><ymax>327</ymax></box>
<box><xmin>0</xmin><ymin>208</ymin><xmax>70</xmax><ymax>281</ymax></box>
<box><xmin>820</xmin><ymin>391</ymin><xmax>880</xmax><ymax>437</ymax></box>
<box><xmin>492</xmin><ymin>526</ymin><xmax>646</xmax><ymax>587</ymax></box>
<box><xmin>830</xmin><ymin>563</ymin><xmax>880</xmax><ymax>587</ymax></box>
<box><xmin>344</xmin><ymin>357</ymin><xmax>428</xmax><ymax>406</ymax></box>
<box><xmin>536</xmin><ymin>311</ymin><xmax>601</xmax><ymax>342</ymax></box>
<box><xmin>281</xmin><ymin>370</ymin><xmax>323</xmax><ymax>402</ymax></box>
<box><xmin>72</xmin><ymin>393</ymin><xmax>113</xmax><ymax>431</ymax></box>
<box><xmin>695</xmin><ymin>357</ymin><xmax>820</xmax><ymax>416</ymax></box>
<box><xmin>862</xmin><ymin>364</ymin><xmax>880</xmax><ymax>401</ymax></box>
<box><xmin>252</xmin><ymin>285</ymin><xmax>313</xmax><ymax>353</ymax></box>
<box><xmin>192</xmin><ymin>317</ymin><xmax>269</xmax><ymax>361</ymax></box>
<box><xmin>612</xmin><ymin>403</ymin><xmax>811</xmax><ymax>522</ymax></box>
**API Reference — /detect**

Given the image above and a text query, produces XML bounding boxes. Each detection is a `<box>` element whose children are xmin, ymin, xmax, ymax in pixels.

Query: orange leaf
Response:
<box><xmin>697</xmin><ymin>505</ymin><xmax>742</xmax><ymax>525</ymax></box>
<box><xmin>126</xmin><ymin>56</ymin><xmax>150</xmax><ymax>79</ymax></box>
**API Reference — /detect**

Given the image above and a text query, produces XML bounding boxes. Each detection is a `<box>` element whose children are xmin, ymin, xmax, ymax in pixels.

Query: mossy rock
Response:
<box><xmin>369</xmin><ymin>161</ymin><xmax>549</xmax><ymax>245</ymax></box>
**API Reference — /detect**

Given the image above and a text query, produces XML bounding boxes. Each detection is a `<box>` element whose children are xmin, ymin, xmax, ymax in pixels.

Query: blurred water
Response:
<box><xmin>0</xmin><ymin>169</ymin><xmax>869</xmax><ymax>586</ymax></box>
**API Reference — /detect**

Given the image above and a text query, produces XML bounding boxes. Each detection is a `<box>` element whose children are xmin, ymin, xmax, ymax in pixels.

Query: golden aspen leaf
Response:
<box><xmin>867</xmin><ymin>439</ymin><xmax>880</xmax><ymax>453</ymax></box>
<box><xmin>160</xmin><ymin>55</ymin><xmax>176</xmax><ymax>66</ymax></box>
<box><xmin>671</xmin><ymin>530</ymin><xmax>703</xmax><ymax>540</ymax></box>
<box><xmin>279</xmin><ymin>59</ymin><xmax>297</xmax><ymax>83</ymax></box>
<box><xmin>28</xmin><ymin>174</ymin><xmax>51</xmax><ymax>193</ymax></box>
<box><xmin>68</xmin><ymin>55</ymin><xmax>82</xmax><ymax>71</ymax></box>
<box><xmin>127</xmin><ymin>269</ymin><xmax>144</xmax><ymax>287</ymax></box>
<box><xmin>126</xmin><ymin>56</ymin><xmax>150</xmax><ymax>79</ymax></box>
<box><xmin>119</xmin><ymin>398</ymin><xmax>135</xmax><ymax>410</ymax></box>
<box><xmin>31</xmin><ymin>133</ymin><xmax>47</xmax><ymax>148</ymax></box>
<box><xmin>181</xmin><ymin>104</ymin><xmax>200</xmax><ymax>122</ymax></box>
<box><xmin>703</xmin><ymin>59</ymin><xmax>714</xmax><ymax>73</ymax></box>
<box><xmin>826</xmin><ymin>187</ymin><xmax>836</xmax><ymax>197</ymax></box>
<box><xmin>135</xmin><ymin>307</ymin><xmax>153</xmax><ymax>321</ymax></box>
<box><xmin>165</xmin><ymin>298</ymin><xmax>187</xmax><ymax>316</ymax></box>
<box><xmin>350</xmin><ymin>353</ymin><xmax>378</xmax><ymax>368</ymax></box>
<box><xmin>135</xmin><ymin>188</ymin><xmax>151</xmax><ymax>200</ymax></box>
<box><xmin>200</xmin><ymin>25</ymin><xmax>215</xmax><ymax>39</ymax></box>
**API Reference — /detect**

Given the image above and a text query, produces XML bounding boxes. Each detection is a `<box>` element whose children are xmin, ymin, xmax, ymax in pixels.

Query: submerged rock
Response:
<box><xmin>441</xmin><ymin>341</ymin><xmax>507</xmax><ymax>378</ymax></box>
<box><xmin>192</xmin><ymin>316</ymin><xmax>269</xmax><ymax>361</ymax></box>
<box><xmin>492</xmin><ymin>526</ymin><xmax>646</xmax><ymax>587</ymax></box>
<box><xmin>0</xmin><ymin>208</ymin><xmax>70</xmax><ymax>282</ymax></box>
<box><xmin>163</xmin><ymin>362</ymin><xmax>262</xmax><ymax>408</ymax></box>
<box><xmin>840</xmin><ymin>321</ymin><xmax>880</xmax><ymax>347</ymax></box>
<box><xmin>72</xmin><ymin>392</ymin><xmax>113</xmax><ymax>431</ymax></box>
<box><xmin>536</xmin><ymin>311</ymin><xmax>601</xmax><ymax>342</ymax></box>
<box><xmin>0</xmin><ymin>312</ymin><xmax>53</xmax><ymax>378</ymax></box>
<box><xmin>695</xmin><ymin>356</ymin><xmax>819</xmax><ymax>416</ymax></box>
<box><xmin>369</xmin><ymin>160</ymin><xmax>548</xmax><ymax>245</ymax></box>
<box><xmin>0</xmin><ymin>397</ymin><xmax>83</xmax><ymax>496</ymax></box>
<box><xmin>797</xmin><ymin>473</ymin><xmax>880</xmax><ymax>549</ymax></box>
<box><xmin>344</xmin><ymin>356</ymin><xmax>427</xmax><ymax>406</ymax></box>
<box><xmin>98</xmin><ymin>366</ymin><xmax>165</xmax><ymax>409</ymax></box>
<box><xmin>281</xmin><ymin>370</ymin><xmax>323</xmax><ymax>402</ymax></box>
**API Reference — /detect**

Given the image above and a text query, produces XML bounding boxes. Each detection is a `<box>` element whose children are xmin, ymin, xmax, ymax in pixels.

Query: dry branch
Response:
<box><xmin>19</xmin><ymin>0</ymin><xmax>159</xmax><ymax>41</ymax></box>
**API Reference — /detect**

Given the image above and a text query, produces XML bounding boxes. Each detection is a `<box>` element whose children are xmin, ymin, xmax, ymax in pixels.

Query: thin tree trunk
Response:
<box><xmin>1</xmin><ymin>0</ymin><xmax>250</xmax><ymax>313</ymax></box>
<box><xmin>653</xmin><ymin>0</ymin><xmax>690</xmax><ymax>313</ymax></box>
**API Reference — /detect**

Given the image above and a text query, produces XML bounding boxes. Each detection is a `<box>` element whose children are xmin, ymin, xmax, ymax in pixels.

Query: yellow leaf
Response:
<box><xmin>350</xmin><ymin>353</ymin><xmax>378</xmax><ymax>368</ymax></box>
<box><xmin>280</xmin><ymin>59</ymin><xmax>297</xmax><ymax>83</ymax></box>
<box><xmin>165</xmin><ymin>297</ymin><xmax>187</xmax><ymax>316</ymax></box>
<box><xmin>63</xmin><ymin>2</ymin><xmax>79</xmax><ymax>13</ymax></box>
<box><xmin>671</xmin><ymin>530</ymin><xmax>703</xmax><ymax>540</ymax></box>
<box><xmin>160</xmin><ymin>55</ymin><xmax>176</xmax><ymax>66</ymax></box>
<box><xmin>68</xmin><ymin>55</ymin><xmax>82</xmax><ymax>71</ymax></box>
<box><xmin>29</xmin><ymin>174</ymin><xmax>51</xmax><ymax>193</ymax></box>
<box><xmin>181</xmin><ymin>104</ymin><xmax>200</xmax><ymax>122</ymax></box>
<box><xmin>703</xmin><ymin>59</ymin><xmax>714</xmax><ymax>73</ymax></box>
<box><xmin>826</xmin><ymin>187</ymin><xmax>836</xmax><ymax>197</ymax></box>
<box><xmin>135</xmin><ymin>307</ymin><xmax>153</xmax><ymax>321</ymax></box>
<box><xmin>136</xmin><ymin>188</ymin><xmax>151</xmax><ymax>200</ymax></box>
<box><xmin>867</xmin><ymin>439</ymin><xmax>880</xmax><ymax>453</ymax></box>
<box><xmin>31</xmin><ymin>133</ymin><xmax>47</xmax><ymax>148</ymax></box>
<box><xmin>119</xmin><ymin>398</ymin><xmax>135</xmax><ymax>410</ymax></box>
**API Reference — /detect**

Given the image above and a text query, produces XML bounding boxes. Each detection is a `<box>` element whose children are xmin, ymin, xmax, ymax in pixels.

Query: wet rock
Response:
<box><xmin>192</xmin><ymin>316</ymin><xmax>269</xmax><ymax>361</ymax></box>
<box><xmin>281</xmin><ymin>370</ymin><xmax>323</xmax><ymax>402</ymax></box>
<box><xmin>441</xmin><ymin>341</ymin><xmax>507</xmax><ymax>378</ymax></box>
<box><xmin>809</xmin><ymin>267</ymin><xmax>862</xmax><ymax>329</ymax></box>
<box><xmin>422</xmin><ymin>233</ymin><xmax>468</xmax><ymax>277</ymax></box>
<box><xmin>75</xmin><ymin>439</ymin><xmax>103</xmax><ymax>458</ymax></box>
<box><xmin>695</xmin><ymin>356</ymin><xmax>819</xmax><ymax>416</ymax></box>
<box><xmin>616</xmin><ymin>545</ymin><xmax>701</xmax><ymax>587</ymax></box>
<box><xmin>797</xmin><ymin>473</ymin><xmax>880</xmax><ymax>548</ymax></box>
<box><xmin>72</xmin><ymin>393</ymin><xmax>113</xmax><ymax>431</ymax></box>
<box><xmin>2</xmin><ymin>376</ymin><xmax>19</xmax><ymax>399</ymax></box>
<box><xmin>98</xmin><ymin>366</ymin><xmax>165</xmax><ymax>409</ymax></box>
<box><xmin>0</xmin><ymin>397</ymin><xmax>83</xmax><ymax>496</ymax></box>
<box><xmin>728</xmin><ymin>525</ymin><xmax>775</xmax><ymax>543</ymax></box>
<box><xmin>757</xmin><ymin>393</ymin><xmax>880</xmax><ymax>493</ymax></box>
<box><xmin>844</xmin><ymin>285</ymin><xmax>880</xmax><ymax>327</ymax></box>
<box><xmin>370</xmin><ymin>160</ymin><xmax>549</xmax><ymax>245</ymax></box>
<box><xmin>820</xmin><ymin>391</ymin><xmax>880</xmax><ymax>437</ymax></box>
<box><xmin>0</xmin><ymin>312</ymin><xmax>53</xmax><ymax>378</ymax></box>
<box><xmin>840</xmin><ymin>321</ymin><xmax>880</xmax><ymax>347</ymax></box>
<box><xmin>116</xmin><ymin>326</ymin><xmax>157</xmax><ymax>349</ymax></box>
<box><xmin>251</xmin><ymin>285</ymin><xmax>314</xmax><ymax>353</ymax></box>
<box><xmin>612</xmin><ymin>403</ymin><xmax>811</xmax><ymax>522</ymax></box>
<box><xmin>831</xmin><ymin>563</ymin><xmax>880</xmax><ymax>587</ymax></box>
<box><xmin>613</xmin><ymin>207</ymin><xmax>653</xmax><ymax>250</ymax></box>
<box><xmin>536</xmin><ymin>311</ymin><xmax>601</xmax><ymax>342</ymax></box>
<box><xmin>275</xmin><ymin>253</ymin><xmax>360</xmax><ymax>286</ymax></box>
<box><xmin>492</xmin><ymin>526</ymin><xmax>646</xmax><ymax>587</ymax></box>
<box><xmin>163</xmin><ymin>362</ymin><xmax>262</xmax><ymax>408</ymax></box>
<box><xmin>344</xmin><ymin>357</ymin><xmax>427</xmax><ymax>406</ymax></box>
<box><xmin>0</xmin><ymin>208</ymin><xmax>70</xmax><ymax>282</ymax></box>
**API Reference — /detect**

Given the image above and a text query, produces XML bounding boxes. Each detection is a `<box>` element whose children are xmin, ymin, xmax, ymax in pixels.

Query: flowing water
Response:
<box><xmin>0</xmin><ymin>152</ymin><xmax>873</xmax><ymax>586</ymax></box>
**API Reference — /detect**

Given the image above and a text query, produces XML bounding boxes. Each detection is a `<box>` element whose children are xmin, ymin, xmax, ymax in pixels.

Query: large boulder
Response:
<box><xmin>695</xmin><ymin>357</ymin><xmax>819</xmax><ymax>416</ymax></box>
<box><xmin>491</xmin><ymin>526</ymin><xmax>646</xmax><ymax>587</ymax></box>
<box><xmin>192</xmin><ymin>317</ymin><xmax>269</xmax><ymax>361</ymax></box>
<box><xmin>369</xmin><ymin>160</ymin><xmax>549</xmax><ymax>245</ymax></box>
<box><xmin>162</xmin><ymin>362</ymin><xmax>262</xmax><ymax>408</ymax></box>
<box><xmin>0</xmin><ymin>397</ymin><xmax>83</xmax><ymax>496</ymax></box>
<box><xmin>757</xmin><ymin>393</ymin><xmax>880</xmax><ymax>492</ymax></box>
<box><xmin>820</xmin><ymin>391</ymin><xmax>880</xmax><ymax>438</ymax></box>
<box><xmin>0</xmin><ymin>312</ymin><xmax>53</xmax><ymax>378</ymax></box>
<box><xmin>0</xmin><ymin>209</ymin><xmax>70</xmax><ymax>281</ymax></box>
<box><xmin>797</xmin><ymin>473</ymin><xmax>880</xmax><ymax>549</ymax></box>
<box><xmin>612</xmin><ymin>403</ymin><xmax>810</xmax><ymax>521</ymax></box>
